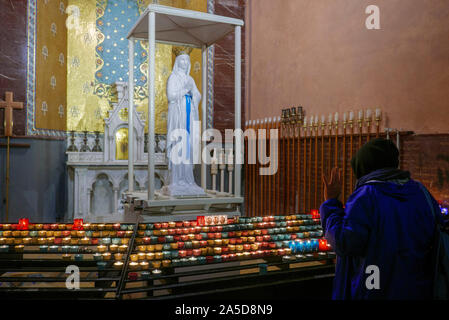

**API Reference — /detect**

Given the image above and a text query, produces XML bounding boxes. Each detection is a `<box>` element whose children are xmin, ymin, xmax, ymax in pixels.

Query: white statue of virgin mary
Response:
<box><xmin>163</xmin><ymin>49</ymin><xmax>205</xmax><ymax>196</ymax></box>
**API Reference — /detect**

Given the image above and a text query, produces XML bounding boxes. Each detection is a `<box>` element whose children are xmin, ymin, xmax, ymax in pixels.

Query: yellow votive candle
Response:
<box><xmin>162</xmin><ymin>260</ymin><xmax>171</xmax><ymax>268</ymax></box>
<box><xmin>155</xmin><ymin>252</ymin><xmax>163</xmax><ymax>260</ymax></box>
<box><xmin>129</xmin><ymin>262</ymin><xmax>139</xmax><ymax>270</ymax></box>
<box><xmin>102</xmin><ymin>252</ymin><xmax>111</xmax><ymax>261</ymax></box>
<box><xmin>140</xmin><ymin>261</ymin><xmax>150</xmax><ymax>270</ymax></box>
<box><xmin>146</xmin><ymin>253</ymin><xmax>155</xmax><ymax>260</ymax></box>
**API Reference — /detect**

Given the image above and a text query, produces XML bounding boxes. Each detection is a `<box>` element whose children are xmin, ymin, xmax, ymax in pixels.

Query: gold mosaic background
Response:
<box><xmin>67</xmin><ymin>0</ymin><xmax>206</xmax><ymax>134</ymax></box>
<box><xmin>35</xmin><ymin>0</ymin><xmax>68</xmax><ymax>131</ymax></box>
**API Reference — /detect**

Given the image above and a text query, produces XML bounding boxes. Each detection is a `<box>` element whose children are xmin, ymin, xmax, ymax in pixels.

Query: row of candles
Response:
<box><xmin>279</xmin><ymin>107</ymin><xmax>382</xmax><ymax>132</ymax></box>
<box><xmin>1</xmin><ymin>214</ymin><xmax>316</xmax><ymax>231</ymax></box>
<box><xmin>0</xmin><ymin>221</ymin><xmax>134</xmax><ymax>231</ymax></box>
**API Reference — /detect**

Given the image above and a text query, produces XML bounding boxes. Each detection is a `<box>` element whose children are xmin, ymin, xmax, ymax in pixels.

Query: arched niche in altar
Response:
<box><xmin>104</xmin><ymin>82</ymin><xmax>145</xmax><ymax>163</ymax></box>
<box><xmin>91</xmin><ymin>173</ymin><xmax>114</xmax><ymax>216</ymax></box>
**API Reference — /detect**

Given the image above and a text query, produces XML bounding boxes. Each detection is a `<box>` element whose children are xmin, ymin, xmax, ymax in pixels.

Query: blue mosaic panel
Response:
<box><xmin>96</xmin><ymin>0</ymin><xmax>147</xmax><ymax>86</ymax></box>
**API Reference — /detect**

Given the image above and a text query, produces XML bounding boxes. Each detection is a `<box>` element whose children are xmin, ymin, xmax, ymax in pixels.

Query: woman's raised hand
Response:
<box><xmin>322</xmin><ymin>167</ymin><xmax>342</xmax><ymax>201</ymax></box>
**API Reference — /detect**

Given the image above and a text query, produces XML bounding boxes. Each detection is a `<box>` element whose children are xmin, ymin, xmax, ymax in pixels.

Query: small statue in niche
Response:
<box><xmin>162</xmin><ymin>47</ymin><xmax>205</xmax><ymax>197</ymax></box>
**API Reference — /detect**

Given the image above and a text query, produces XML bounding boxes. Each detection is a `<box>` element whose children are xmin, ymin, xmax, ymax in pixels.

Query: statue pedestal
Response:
<box><xmin>122</xmin><ymin>189</ymin><xmax>243</xmax><ymax>222</ymax></box>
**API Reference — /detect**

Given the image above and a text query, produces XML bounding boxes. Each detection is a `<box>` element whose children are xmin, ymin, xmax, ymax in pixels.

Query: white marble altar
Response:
<box><xmin>66</xmin><ymin>82</ymin><xmax>167</xmax><ymax>221</ymax></box>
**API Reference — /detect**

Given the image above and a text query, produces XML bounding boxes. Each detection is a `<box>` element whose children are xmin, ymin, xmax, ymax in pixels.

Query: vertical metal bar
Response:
<box><xmin>243</xmin><ymin>121</ymin><xmax>249</xmax><ymax>216</ymax></box>
<box><xmin>349</xmin><ymin>114</ymin><xmax>355</xmax><ymax>193</ymax></box>
<box><xmin>201</xmin><ymin>45</ymin><xmax>207</xmax><ymax>189</ymax></box>
<box><xmin>288</xmin><ymin>118</ymin><xmax>297</xmax><ymax>213</ymax></box>
<box><xmin>334</xmin><ymin>114</ymin><xmax>338</xmax><ymax>168</ymax></box>
<box><xmin>286</xmin><ymin>117</ymin><xmax>290</xmax><ymax>214</ymax></box>
<box><xmin>314</xmin><ymin>118</ymin><xmax>318</xmax><ymax>210</ymax></box>
<box><xmin>302</xmin><ymin>118</ymin><xmax>307</xmax><ymax>214</ymax></box>
<box><xmin>116</xmin><ymin>220</ymin><xmax>139</xmax><ymax>299</ymax></box>
<box><xmin>308</xmin><ymin>120</ymin><xmax>312</xmax><ymax>213</ymax></box>
<box><xmin>296</xmin><ymin>117</ymin><xmax>302</xmax><ymax>214</ymax></box>
<box><xmin>259</xmin><ymin>118</ymin><xmax>267</xmax><ymax>215</ymax></box>
<box><xmin>253</xmin><ymin>120</ymin><xmax>257</xmax><ymax>216</ymax></box>
<box><xmin>128</xmin><ymin>38</ymin><xmax>135</xmax><ymax>193</ymax></box>
<box><xmin>234</xmin><ymin>26</ymin><xmax>242</xmax><ymax>197</ymax></box>
<box><xmin>275</xmin><ymin>117</ymin><xmax>283</xmax><ymax>215</ymax></box>
<box><xmin>5</xmin><ymin>136</ymin><xmax>10</xmax><ymax>222</ymax></box>
<box><xmin>342</xmin><ymin>117</ymin><xmax>347</xmax><ymax>203</ymax></box>
<box><xmin>328</xmin><ymin>115</ymin><xmax>332</xmax><ymax>180</ymax></box>
<box><xmin>320</xmin><ymin>118</ymin><xmax>325</xmax><ymax>205</ymax></box>
<box><xmin>147</xmin><ymin>11</ymin><xmax>156</xmax><ymax>201</ymax></box>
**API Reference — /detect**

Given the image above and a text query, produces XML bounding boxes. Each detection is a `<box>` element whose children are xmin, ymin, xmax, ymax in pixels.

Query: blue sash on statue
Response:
<box><xmin>185</xmin><ymin>94</ymin><xmax>192</xmax><ymax>161</ymax></box>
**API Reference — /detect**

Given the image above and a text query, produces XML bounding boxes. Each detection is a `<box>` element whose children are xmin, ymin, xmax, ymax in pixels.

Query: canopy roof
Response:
<box><xmin>127</xmin><ymin>4</ymin><xmax>244</xmax><ymax>47</ymax></box>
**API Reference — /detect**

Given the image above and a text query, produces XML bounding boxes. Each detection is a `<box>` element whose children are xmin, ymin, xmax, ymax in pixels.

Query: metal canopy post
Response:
<box><xmin>234</xmin><ymin>25</ymin><xmax>242</xmax><ymax>197</ymax></box>
<box><xmin>128</xmin><ymin>38</ymin><xmax>135</xmax><ymax>192</ymax></box>
<box><xmin>201</xmin><ymin>44</ymin><xmax>207</xmax><ymax>190</ymax></box>
<box><xmin>148</xmin><ymin>11</ymin><xmax>156</xmax><ymax>201</ymax></box>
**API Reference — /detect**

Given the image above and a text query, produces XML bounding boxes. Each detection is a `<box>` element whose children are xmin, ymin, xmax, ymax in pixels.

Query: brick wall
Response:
<box><xmin>401</xmin><ymin>134</ymin><xmax>449</xmax><ymax>202</ymax></box>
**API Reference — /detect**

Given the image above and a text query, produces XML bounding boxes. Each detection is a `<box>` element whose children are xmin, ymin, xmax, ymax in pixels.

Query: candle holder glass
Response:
<box><xmin>92</xmin><ymin>131</ymin><xmax>102</xmax><ymax>152</ymax></box>
<box><xmin>80</xmin><ymin>131</ymin><xmax>91</xmax><ymax>152</ymax></box>
<box><xmin>67</xmin><ymin>131</ymin><xmax>78</xmax><ymax>152</ymax></box>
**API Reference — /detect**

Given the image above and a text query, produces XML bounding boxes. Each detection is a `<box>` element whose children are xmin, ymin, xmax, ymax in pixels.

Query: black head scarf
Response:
<box><xmin>351</xmin><ymin>138</ymin><xmax>400</xmax><ymax>179</ymax></box>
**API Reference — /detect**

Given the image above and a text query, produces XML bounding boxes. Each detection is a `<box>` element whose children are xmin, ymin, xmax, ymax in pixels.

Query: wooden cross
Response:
<box><xmin>0</xmin><ymin>92</ymin><xmax>24</xmax><ymax>137</ymax></box>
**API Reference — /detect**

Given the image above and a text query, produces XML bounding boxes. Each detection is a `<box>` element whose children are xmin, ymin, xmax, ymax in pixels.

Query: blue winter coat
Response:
<box><xmin>320</xmin><ymin>179</ymin><xmax>441</xmax><ymax>299</ymax></box>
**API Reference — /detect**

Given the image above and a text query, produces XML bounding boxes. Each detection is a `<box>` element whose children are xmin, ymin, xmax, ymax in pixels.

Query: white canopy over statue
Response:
<box><xmin>163</xmin><ymin>50</ymin><xmax>205</xmax><ymax>196</ymax></box>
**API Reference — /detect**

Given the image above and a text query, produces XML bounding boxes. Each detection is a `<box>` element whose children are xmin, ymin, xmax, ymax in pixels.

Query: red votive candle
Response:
<box><xmin>168</xmin><ymin>229</ymin><xmax>175</xmax><ymax>235</ymax></box>
<box><xmin>319</xmin><ymin>239</ymin><xmax>328</xmax><ymax>251</ymax></box>
<box><xmin>154</xmin><ymin>223</ymin><xmax>161</xmax><ymax>229</ymax></box>
<box><xmin>91</xmin><ymin>238</ymin><xmax>99</xmax><ymax>245</ymax></box>
<box><xmin>117</xmin><ymin>231</ymin><xmax>125</xmax><ymax>237</ymax></box>
<box><xmin>263</xmin><ymin>235</ymin><xmax>271</xmax><ymax>242</ymax></box>
<box><xmin>175</xmin><ymin>228</ymin><xmax>182</xmax><ymax>235</ymax></box>
<box><xmin>182</xmin><ymin>228</ymin><xmax>189</xmax><ymax>234</ymax></box>
<box><xmin>200</xmin><ymin>240</ymin><xmax>207</xmax><ymax>247</ymax></box>
<box><xmin>54</xmin><ymin>238</ymin><xmax>62</xmax><ymax>244</ymax></box>
<box><xmin>183</xmin><ymin>221</ymin><xmax>190</xmax><ymax>227</ymax></box>
<box><xmin>176</xmin><ymin>222</ymin><xmax>183</xmax><ymax>228</ymax></box>
<box><xmin>269</xmin><ymin>242</ymin><xmax>276</xmax><ymax>249</ymax></box>
<box><xmin>193</xmin><ymin>249</ymin><xmax>201</xmax><ymax>256</ymax></box>
<box><xmin>195</xmin><ymin>234</ymin><xmax>202</xmax><ymax>240</ymax></box>
<box><xmin>206</xmin><ymin>256</ymin><xmax>214</xmax><ymax>263</ymax></box>
<box><xmin>261</xmin><ymin>229</ymin><xmax>268</xmax><ymax>235</ymax></box>
<box><xmin>177</xmin><ymin>241</ymin><xmax>184</xmax><ymax>249</ymax></box>
<box><xmin>161</xmin><ymin>222</ymin><xmax>168</xmax><ymax>229</ymax></box>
